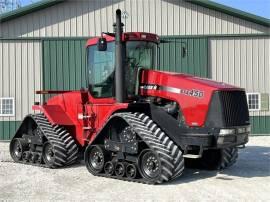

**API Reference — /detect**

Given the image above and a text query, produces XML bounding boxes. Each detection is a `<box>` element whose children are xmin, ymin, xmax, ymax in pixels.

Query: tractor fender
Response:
<box><xmin>89</xmin><ymin>103</ymin><xmax>187</xmax><ymax>150</ymax></box>
<box><xmin>32</xmin><ymin>105</ymin><xmax>74</xmax><ymax>126</ymax></box>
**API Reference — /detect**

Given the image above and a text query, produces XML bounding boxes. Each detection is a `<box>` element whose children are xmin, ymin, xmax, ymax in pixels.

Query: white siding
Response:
<box><xmin>0</xmin><ymin>0</ymin><xmax>269</xmax><ymax>38</ymax></box>
<box><xmin>0</xmin><ymin>40</ymin><xmax>42</xmax><ymax>121</ymax></box>
<box><xmin>210</xmin><ymin>37</ymin><xmax>270</xmax><ymax>116</ymax></box>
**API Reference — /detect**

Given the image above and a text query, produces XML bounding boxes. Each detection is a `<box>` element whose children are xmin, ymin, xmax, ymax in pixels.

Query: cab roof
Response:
<box><xmin>86</xmin><ymin>32</ymin><xmax>160</xmax><ymax>47</ymax></box>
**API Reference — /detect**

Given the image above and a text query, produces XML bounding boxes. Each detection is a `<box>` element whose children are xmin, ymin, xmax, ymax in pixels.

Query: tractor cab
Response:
<box><xmin>86</xmin><ymin>32</ymin><xmax>160</xmax><ymax>99</ymax></box>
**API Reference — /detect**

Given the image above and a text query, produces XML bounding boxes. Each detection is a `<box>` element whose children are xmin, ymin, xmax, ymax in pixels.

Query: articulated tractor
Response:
<box><xmin>10</xmin><ymin>10</ymin><xmax>250</xmax><ymax>184</ymax></box>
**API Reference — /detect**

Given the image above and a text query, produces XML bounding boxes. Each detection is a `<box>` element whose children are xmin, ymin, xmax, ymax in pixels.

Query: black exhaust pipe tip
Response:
<box><xmin>116</xmin><ymin>9</ymin><xmax>121</xmax><ymax>15</ymax></box>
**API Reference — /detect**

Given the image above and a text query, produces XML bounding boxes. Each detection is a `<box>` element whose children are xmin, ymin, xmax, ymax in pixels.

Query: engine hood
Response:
<box><xmin>139</xmin><ymin>69</ymin><xmax>245</xmax><ymax>127</ymax></box>
<box><xmin>142</xmin><ymin>70</ymin><xmax>242</xmax><ymax>91</ymax></box>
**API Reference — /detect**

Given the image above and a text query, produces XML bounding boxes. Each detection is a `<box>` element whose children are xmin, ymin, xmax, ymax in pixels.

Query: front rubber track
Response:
<box><xmin>197</xmin><ymin>147</ymin><xmax>239</xmax><ymax>170</ymax></box>
<box><xmin>87</xmin><ymin>112</ymin><xmax>184</xmax><ymax>184</ymax></box>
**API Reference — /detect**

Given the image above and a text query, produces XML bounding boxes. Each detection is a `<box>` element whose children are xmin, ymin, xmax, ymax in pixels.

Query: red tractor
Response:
<box><xmin>10</xmin><ymin>10</ymin><xmax>250</xmax><ymax>184</ymax></box>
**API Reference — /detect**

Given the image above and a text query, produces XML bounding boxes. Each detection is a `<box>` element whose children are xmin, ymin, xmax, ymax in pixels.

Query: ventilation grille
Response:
<box><xmin>219</xmin><ymin>91</ymin><xmax>250</xmax><ymax>126</ymax></box>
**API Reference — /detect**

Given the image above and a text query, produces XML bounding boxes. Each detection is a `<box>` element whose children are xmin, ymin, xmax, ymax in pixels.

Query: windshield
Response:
<box><xmin>126</xmin><ymin>41</ymin><xmax>157</xmax><ymax>69</ymax></box>
<box><xmin>87</xmin><ymin>40</ymin><xmax>157</xmax><ymax>98</ymax></box>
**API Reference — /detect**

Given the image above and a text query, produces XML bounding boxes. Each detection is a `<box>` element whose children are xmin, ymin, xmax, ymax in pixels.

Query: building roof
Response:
<box><xmin>0</xmin><ymin>0</ymin><xmax>64</xmax><ymax>23</ymax></box>
<box><xmin>0</xmin><ymin>0</ymin><xmax>269</xmax><ymax>27</ymax></box>
<box><xmin>187</xmin><ymin>0</ymin><xmax>270</xmax><ymax>27</ymax></box>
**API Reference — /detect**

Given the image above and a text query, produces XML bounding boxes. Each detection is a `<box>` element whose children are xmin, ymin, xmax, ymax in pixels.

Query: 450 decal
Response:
<box><xmin>140</xmin><ymin>84</ymin><xmax>204</xmax><ymax>98</ymax></box>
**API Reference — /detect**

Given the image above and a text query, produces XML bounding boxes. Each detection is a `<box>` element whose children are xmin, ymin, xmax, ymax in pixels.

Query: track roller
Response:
<box><xmin>22</xmin><ymin>151</ymin><xmax>31</xmax><ymax>162</ymax></box>
<box><xmin>30</xmin><ymin>152</ymin><xmax>40</xmax><ymax>163</ymax></box>
<box><xmin>115</xmin><ymin>162</ymin><xmax>126</xmax><ymax>177</ymax></box>
<box><xmin>104</xmin><ymin>161</ymin><xmax>115</xmax><ymax>176</ymax></box>
<box><xmin>126</xmin><ymin>163</ymin><xmax>137</xmax><ymax>179</ymax></box>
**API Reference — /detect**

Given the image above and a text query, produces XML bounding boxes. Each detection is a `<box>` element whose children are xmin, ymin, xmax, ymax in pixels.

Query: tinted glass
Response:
<box><xmin>126</xmin><ymin>41</ymin><xmax>157</xmax><ymax>96</ymax></box>
<box><xmin>88</xmin><ymin>42</ymin><xmax>115</xmax><ymax>98</ymax></box>
<box><xmin>126</xmin><ymin>41</ymin><xmax>157</xmax><ymax>69</ymax></box>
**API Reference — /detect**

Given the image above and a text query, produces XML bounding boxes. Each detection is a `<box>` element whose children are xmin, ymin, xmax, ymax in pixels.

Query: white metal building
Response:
<box><xmin>0</xmin><ymin>0</ymin><xmax>269</xmax><ymax>139</ymax></box>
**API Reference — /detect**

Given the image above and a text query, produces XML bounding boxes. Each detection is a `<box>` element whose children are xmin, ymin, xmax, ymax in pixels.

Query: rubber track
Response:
<box><xmin>91</xmin><ymin>112</ymin><xmax>184</xmax><ymax>184</ymax></box>
<box><xmin>132</xmin><ymin>112</ymin><xmax>184</xmax><ymax>179</ymax></box>
<box><xmin>13</xmin><ymin>113</ymin><xmax>78</xmax><ymax>168</ymax></box>
<box><xmin>33</xmin><ymin>114</ymin><xmax>70</xmax><ymax>168</ymax></box>
<box><xmin>220</xmin><ymin>147</ymin><xmax>238</xmax><ymax>169</ymax></box>
<box><xmin>53</xmin><ymin>125</ymin><xmax>79</xmax><ymax>165</ymax></box>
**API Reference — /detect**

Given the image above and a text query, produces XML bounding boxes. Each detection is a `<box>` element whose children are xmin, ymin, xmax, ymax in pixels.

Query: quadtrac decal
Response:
<box><xmin>140</xmin><ymin>84</ymin><xmax>204</xmax><ymax>98</ymax></box>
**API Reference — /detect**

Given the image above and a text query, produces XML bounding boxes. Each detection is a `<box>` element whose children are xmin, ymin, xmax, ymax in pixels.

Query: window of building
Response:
<box><xmin>247</xmin><ymin>93</ymin><xmax>260</xmax><ymax>111</ymax></box>
<box><xmin>0</xmin><ymin>98</ymin><xmax>15</xmax><ymax>116</ymax></box>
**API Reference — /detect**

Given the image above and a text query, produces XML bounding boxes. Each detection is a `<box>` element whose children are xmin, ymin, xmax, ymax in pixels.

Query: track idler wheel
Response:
<box><xmin>10</xmin><ymin>138</ymin><xmax>28</xmax><ymax>162</ymax></box>
<box><xmin>138</xmin><ymin>149</ymin><xmax>162</xmax><ymax>181</ymax></box>
<box><xmin>115</xmin><ymin>162</ymin><xmax>126</xmax><ymax>177</ymax></box>
<box><xmin>126</xmin><ymin>163</ymin><xmax>137</xmax><ymax>179</ymax></box>
<box><xmin>104</xmin><ymin>161</ymin><xmax>115</xmax><ymax>176</ymax></box>
<box><xmin>85</xmin><ymin>145</ymin><xmax>107</xmax><ymax>174</ymax></box>
<box><xmin>42</xmin><ymin>142</ymin><xmax>56</xmax><ymax>167</ymax></box>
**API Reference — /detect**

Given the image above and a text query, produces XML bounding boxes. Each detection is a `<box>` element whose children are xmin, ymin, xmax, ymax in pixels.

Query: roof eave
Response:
<box><xmin>0</xmin><ymin>0</ymin><xmax>269</xmax><ymax>28</ymax></box>
<box><xmin>186</xmin><ymin>0</ymin><xmax>270</xmax><ymax>27</ymax></box>
<box><xmin>0</xmin><ymin>0</ymin><xmax>64</xmax><ymax>23</ymax></box>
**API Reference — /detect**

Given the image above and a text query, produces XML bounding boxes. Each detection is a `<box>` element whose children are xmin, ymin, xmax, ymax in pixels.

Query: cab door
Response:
<box><xmin>87</xmin><ymin>42</ymin><xmax>117</xmax><ymax>134</ymax></box>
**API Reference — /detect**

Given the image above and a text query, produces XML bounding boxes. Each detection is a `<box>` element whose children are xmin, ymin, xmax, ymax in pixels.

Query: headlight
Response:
<box><xmin>237</xmin><ymin>127</ymin><xmax>246</xmax><ymax>134</ymax></box>
<box><xmin>246</xmin><ymin>126</ymin><xmax>251</xmax><ymax>133</ymax></box>
<box><xmin>219</xmin><ymin>129</ymin><xmax>236</xmax><ymax>135</ymax></box>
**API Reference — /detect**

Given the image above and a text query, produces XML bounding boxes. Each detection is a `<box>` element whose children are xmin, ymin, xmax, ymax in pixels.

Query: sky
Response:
<box><xmin>213</xmin><ymin>0</ymin><xmax>270</xmax><ymax>19</ymax></box>
<box><xmin>19</xmin><ymin>0</ymin><xmax>270</xmax><ymax>19</ymax></box>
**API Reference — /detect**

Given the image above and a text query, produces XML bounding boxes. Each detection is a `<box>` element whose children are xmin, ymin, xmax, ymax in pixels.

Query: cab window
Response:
<box><xmin>88</xmin><ymin>42</ymin><xmax>115</xmax><ymax>98</ymax></box>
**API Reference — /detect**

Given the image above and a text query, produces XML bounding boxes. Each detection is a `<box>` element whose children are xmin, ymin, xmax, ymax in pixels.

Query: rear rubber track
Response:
<box><xmin>53</xmin><ymin>125</ymin><xmax>79</xmax><ymax>166</ymax></box>
<box><xmin>34</xmin><ymin>113</ymin><xmax>79</xmax><ymax>167</ymax></box>
<box><xmin>11</xmin><ymin>113</ymin><xmax>78</xmax><ymax>168</ymax></box>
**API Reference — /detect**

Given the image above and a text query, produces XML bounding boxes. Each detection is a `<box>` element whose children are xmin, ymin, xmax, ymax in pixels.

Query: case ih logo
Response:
<box><xmin>140</xmin><ymin>84</ymin><xmax>159</xmax><ymax>90</ymax></box>
<box><xmin>140</xmin><ymin>84</ymin><xmax>204</xmax><ymax>98</ymax></box>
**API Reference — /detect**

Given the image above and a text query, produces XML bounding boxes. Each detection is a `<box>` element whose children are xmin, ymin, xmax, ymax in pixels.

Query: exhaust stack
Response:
<box><xmin>114</xmin><ymin>9</ymin><xmax>125</xmax><ymax>103</ymax></box>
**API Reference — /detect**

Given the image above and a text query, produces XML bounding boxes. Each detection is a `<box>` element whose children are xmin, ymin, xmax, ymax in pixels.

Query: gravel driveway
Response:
<box><xmin>0</xmin><ymin>136</ymin><xmax>269</xmax><ymax>201</ymax></box>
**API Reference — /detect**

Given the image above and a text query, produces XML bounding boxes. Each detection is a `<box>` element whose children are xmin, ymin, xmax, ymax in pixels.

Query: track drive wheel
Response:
<box><xmin>85</xmin><ymin>145</ymin><xmax>107</xmax><ymax>174</ymax></box>
<box><xmin>138</xmin><ymin>149</ymin><xmax>162</xmax><ymax>182</ymax></box>
<box><xmin>10</xmin><ymin>138</ymin><xmax>28</xmax><ymax>162</ymax></box>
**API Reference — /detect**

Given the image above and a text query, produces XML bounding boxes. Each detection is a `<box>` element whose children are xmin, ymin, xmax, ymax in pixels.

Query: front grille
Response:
<box><xmin>206</xmin><ymin>90</ymin><xmax>250</xmax><ymax>128</ymax></box>
<box><xmin>219</xmin><ymin>91</ymin><xmax>249</xmax><ymax>126</ymax></box>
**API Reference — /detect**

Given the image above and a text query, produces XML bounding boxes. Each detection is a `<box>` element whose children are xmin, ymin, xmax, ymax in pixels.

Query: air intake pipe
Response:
<box><xmin>114</xmin><ymin>9</ymin><xmax>125</xmax><ymax>103</ymax></box>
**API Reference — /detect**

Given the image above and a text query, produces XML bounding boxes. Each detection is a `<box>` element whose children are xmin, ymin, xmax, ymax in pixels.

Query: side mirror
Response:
<box><xmin>98</xmin><ymin>37</ymin><xmax>107</xmax><ymax>51</ymax></box>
